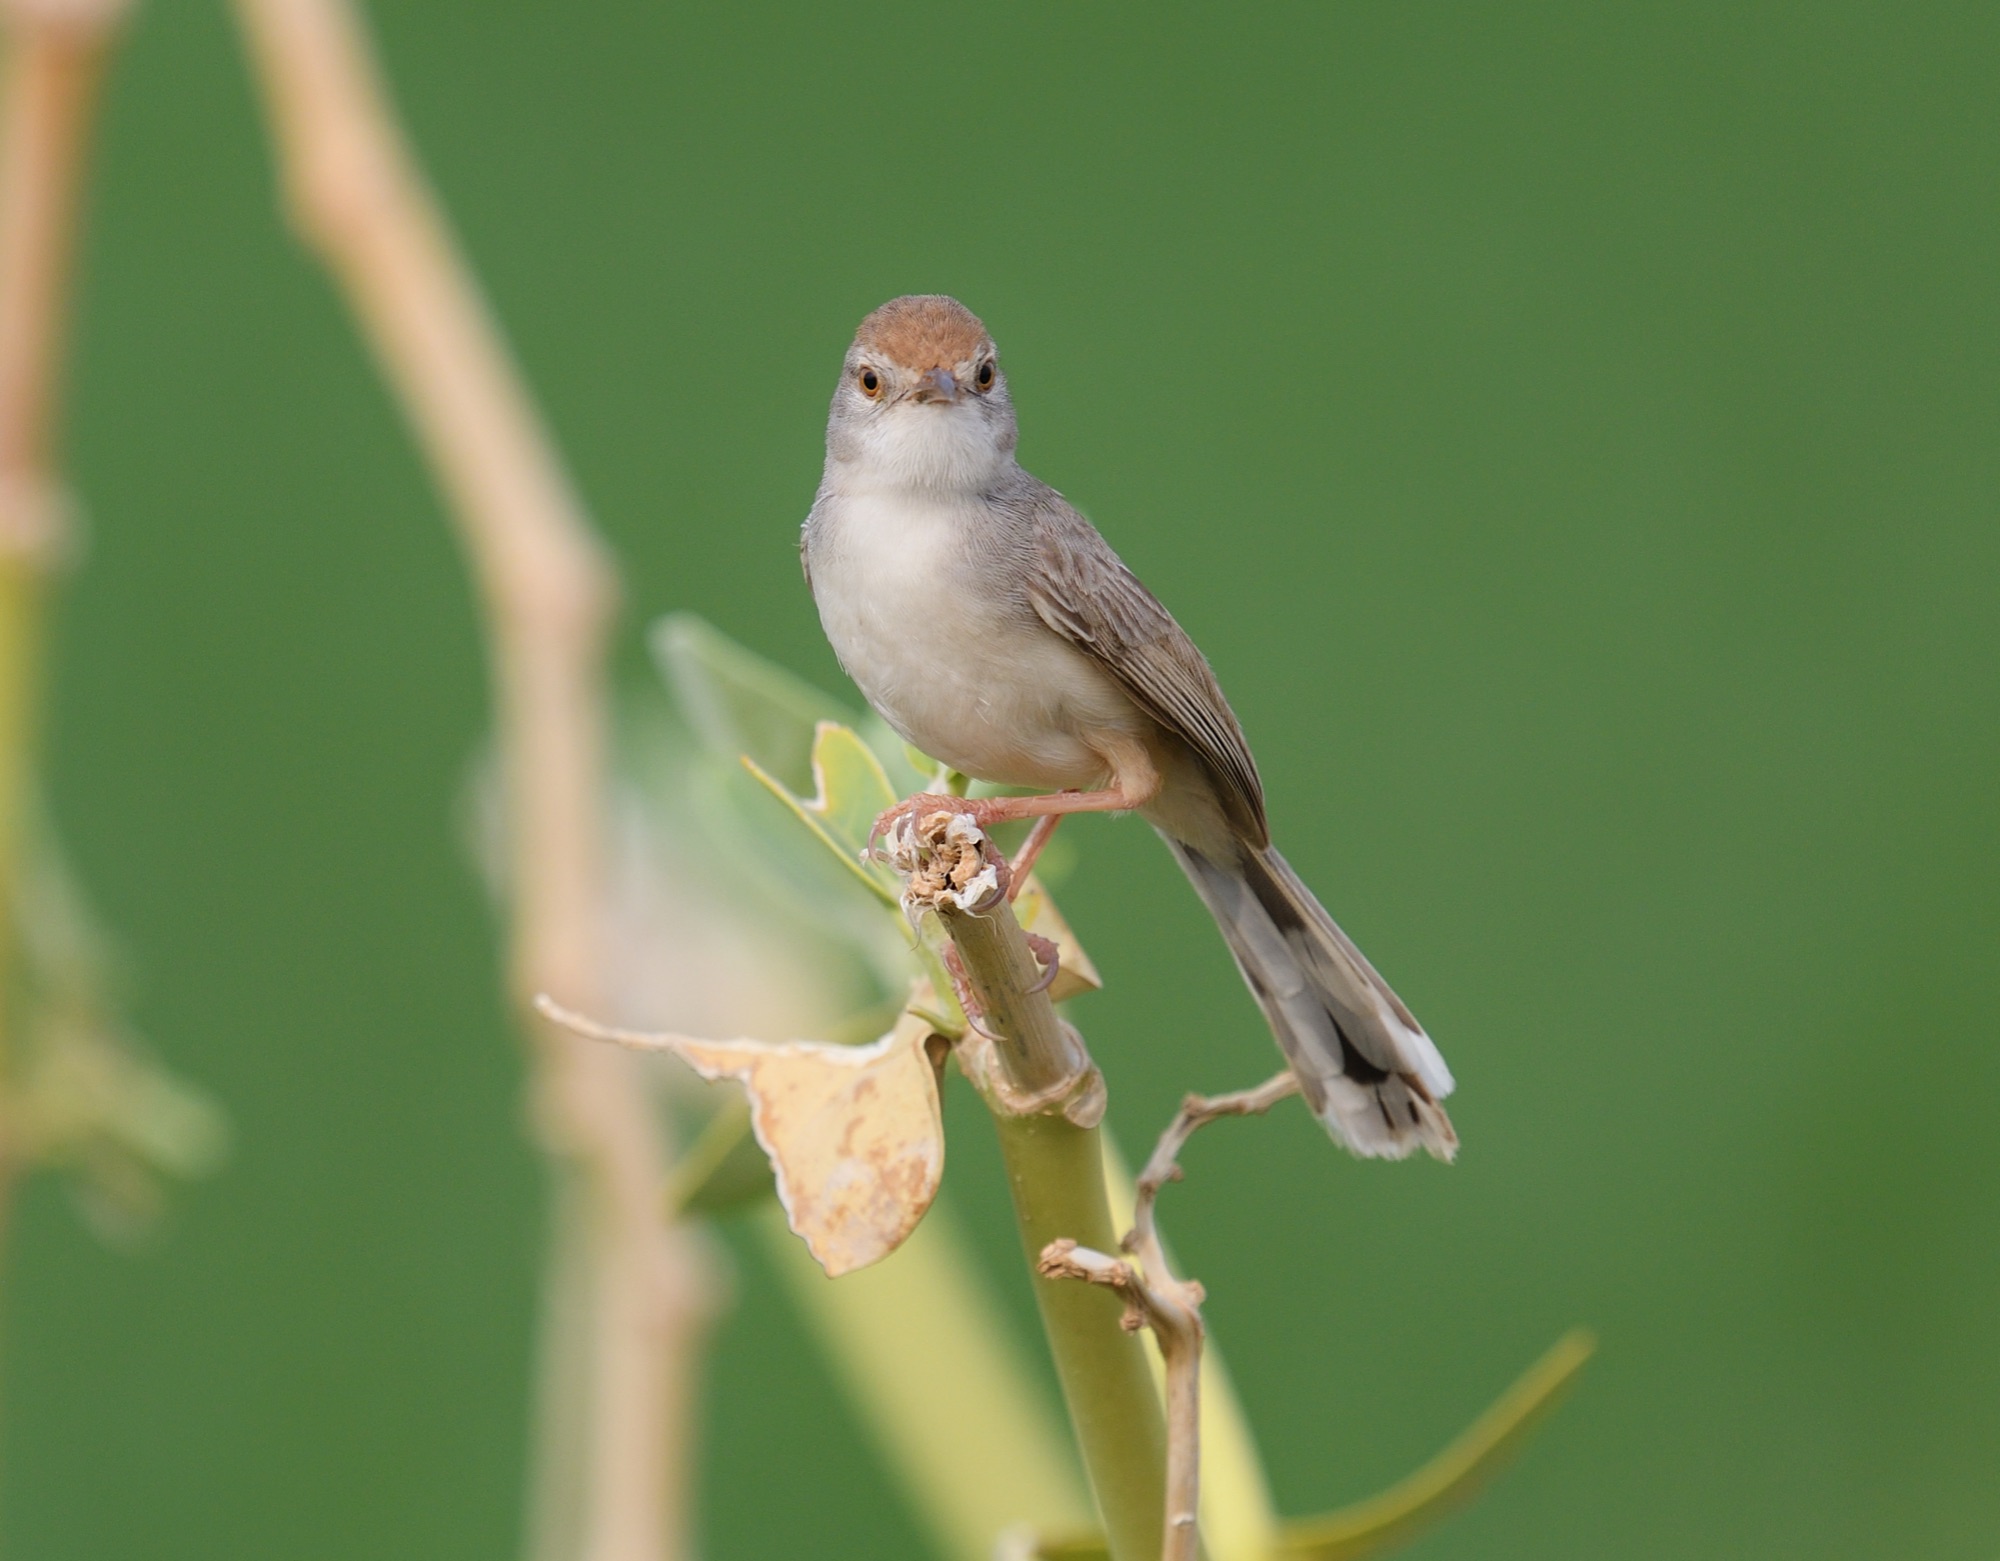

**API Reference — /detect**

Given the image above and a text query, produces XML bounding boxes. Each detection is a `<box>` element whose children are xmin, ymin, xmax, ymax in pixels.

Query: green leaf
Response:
<box><xmin>743</xmin><ymin>721</ymin><xmax>903</xmax><ymax>908</ymax></box>
<box><xmin>1273</xmin><ymin>1329</ymin><xmax>1597</xmax><ymax>1560</ymax></box>
<box><xmin>651</xmin><ymin>612</ymin><xmax>849</xmax><ymax>793</ymax></box>
<box><xmin>1024</xmin><ymin>1329</ymin><xmax>1594</xmax><ymax>1561</ymax></box>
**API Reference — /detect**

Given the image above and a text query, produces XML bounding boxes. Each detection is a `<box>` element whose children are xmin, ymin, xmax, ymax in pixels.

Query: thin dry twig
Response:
<box><xmin>1040</xmin><ymin>1070</ymin><xmax>1301</xmax><ymax>1561</ymax></box>
<box><xmin>229</xmin><ymin>5</ymin><xmax>716</xmax><ymax>1557</ymax></box>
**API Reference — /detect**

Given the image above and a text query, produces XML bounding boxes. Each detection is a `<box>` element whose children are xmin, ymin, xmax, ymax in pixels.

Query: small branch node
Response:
<box><xmin>1036</xmin><ymin>1239</ymin><xmax>1147</xmax><ymax>1332</ymax></box>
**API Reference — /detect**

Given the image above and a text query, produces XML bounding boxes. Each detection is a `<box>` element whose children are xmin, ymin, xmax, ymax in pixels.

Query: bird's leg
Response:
<box><xmin>871</xmin><ymin>736</ymin><xmax>1161</xmax><ymax>861</ymax></box>
<box><xmin>869</xmin><ymin>783</ymin><xmax>1140</xmax><ymax>862</ymax></box>
<box><xmin>1005</xmin><ymin>813</ymin><xmax>1064</xmax><ymax>899</ymax></box>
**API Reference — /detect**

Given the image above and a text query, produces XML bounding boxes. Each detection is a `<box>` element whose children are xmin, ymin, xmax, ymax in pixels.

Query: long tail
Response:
<box><xmin>1164</xmin><ymin>837</ymin><xmax>1457</xmax><ymax>1161</ymax></box>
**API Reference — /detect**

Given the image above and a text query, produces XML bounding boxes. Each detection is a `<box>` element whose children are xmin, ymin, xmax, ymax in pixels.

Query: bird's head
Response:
<box><xmin>825</xmin><ymin>295</ymin><xmax>1019</xmax><ymax>492</ymax></box>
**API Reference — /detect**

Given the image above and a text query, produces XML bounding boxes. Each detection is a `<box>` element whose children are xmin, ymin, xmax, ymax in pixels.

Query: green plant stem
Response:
<box><xmin>992</xmin><ymin>1107</ymin><xmax>1168</xmax><ymax>1561</ymax></box>
<box><xmin>907</xmin><ymin>838</ymin><xmax>1166</xmax><ymax>1561</ymax></box>
<box><xmin>938</xmin><ymin>886</ymin><xmax>1090</xmax><ymax>1103</ymax></box>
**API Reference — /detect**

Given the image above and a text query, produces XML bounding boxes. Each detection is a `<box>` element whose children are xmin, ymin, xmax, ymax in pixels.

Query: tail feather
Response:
<box><xmin>1165</xmin><ymin>837</ymin><xmax>1456</xmax><ymax>1161</ymax></box>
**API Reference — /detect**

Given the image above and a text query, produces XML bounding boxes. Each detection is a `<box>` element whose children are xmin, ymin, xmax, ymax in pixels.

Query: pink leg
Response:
<box><xmin>871</xmin><ymin>734</ymin><xmax>1162</xmax><ymax>863</ymax></box>
<box><xmin>870</xmin><ymin>780</ymin><xmax>1154</xmax><ymax>861</ymax></box>
<box><xmin>872</xmin><ymin>780</ymin><xmax>1152</xmax><ymax>864</ymax></box>
<box><xmin>1005</xmin><ymin>813</ymin><xmax>1064</xmax><ymax>899</ymax></box>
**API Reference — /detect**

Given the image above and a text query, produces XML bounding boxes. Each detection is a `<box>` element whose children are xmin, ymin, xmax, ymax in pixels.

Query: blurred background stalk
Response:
<box><xmin>0</xmin><ymin>0</ymin><xmax>127</xmax><ymax>1320</ymax></box>
<box><xmin>755</xmin><ymin>1199</ymin><xmax>1094</xmax><ymax>1559</ymax></box>
<box><xmin>230</xmin><ymin>3</ymin><xmax>718</xmax><ymax>1557</ymax></box>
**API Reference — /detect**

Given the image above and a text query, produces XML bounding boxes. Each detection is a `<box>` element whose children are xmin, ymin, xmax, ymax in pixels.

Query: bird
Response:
<box><xmin>800</xmin><ymin>295</ymin><xmax>1455</xmax><ymax>1160</ymax></box>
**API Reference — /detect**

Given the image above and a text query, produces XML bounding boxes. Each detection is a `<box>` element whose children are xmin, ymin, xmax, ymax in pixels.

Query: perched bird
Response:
<box><xmin>801</xmin><ymin>295</ymin><xmax>1455</xmax><ymax>1160</ymax></box>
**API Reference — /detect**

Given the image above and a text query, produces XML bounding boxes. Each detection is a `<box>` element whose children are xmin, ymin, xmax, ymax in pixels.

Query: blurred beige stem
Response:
<box><xmin>230</xmin><ymin>5</ymin><xmax>716</xmax><ymax>1559</ymax></box>
<box><xmin>0</xmin><ymin>0</ymin><xmax>131</xmax><ymax>1257</ymax></box>
<box><xmin>1041</xmin><ymin>1072</ymin><xmax>1299</xmax><ymax>1561</ymax></box>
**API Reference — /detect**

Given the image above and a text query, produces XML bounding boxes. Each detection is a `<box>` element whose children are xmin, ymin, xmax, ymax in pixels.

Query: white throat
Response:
<box><xmin>833</xmin><ymin>403</ymin><xmax>1013</xmax><ymax>497</ymax></box>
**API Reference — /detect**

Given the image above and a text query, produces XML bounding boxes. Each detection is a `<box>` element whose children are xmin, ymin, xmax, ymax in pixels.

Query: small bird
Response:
<box><xmin>801</xmin><ymin>295</ymin><xmax>1455</xmax><ymax>1160</ymax></box>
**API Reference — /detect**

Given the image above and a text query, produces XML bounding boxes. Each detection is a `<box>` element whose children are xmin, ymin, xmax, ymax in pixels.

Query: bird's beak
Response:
<box><xmin>909</xmin><ymin>367</ymin><xmax>959</xmax><ymax>405</ymax></box>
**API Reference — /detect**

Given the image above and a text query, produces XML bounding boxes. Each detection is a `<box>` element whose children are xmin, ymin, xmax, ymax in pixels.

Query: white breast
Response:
<box><xmin>808</xmin><ymin>490</ymin><xmax>1139</xmax><ymax>791</ymax></box>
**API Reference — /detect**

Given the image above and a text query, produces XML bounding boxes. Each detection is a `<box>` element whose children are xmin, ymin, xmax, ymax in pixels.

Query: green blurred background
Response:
<box><xmin>5</xmin><ymin>1</ymin><xmax>1995</xmax><ymax>1556</ymax></box>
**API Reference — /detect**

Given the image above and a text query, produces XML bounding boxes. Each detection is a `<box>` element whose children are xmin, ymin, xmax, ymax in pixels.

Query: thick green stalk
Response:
<box><xmin>992</xmin><ymin>1107</ymin><xmax>1167</xmax><ymax>1561</ymax></box>
<box><xmin>894</xmin><ymin>814</ymin><xmax>1167</xmax><ymax>1561</ymax></box>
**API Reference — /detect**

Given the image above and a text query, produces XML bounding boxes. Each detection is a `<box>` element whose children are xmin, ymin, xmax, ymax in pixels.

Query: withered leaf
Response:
<box><xmin>549</xmin><ymin>1000</ymin><xmax>945</xmax><ymax>1277</ymax></box>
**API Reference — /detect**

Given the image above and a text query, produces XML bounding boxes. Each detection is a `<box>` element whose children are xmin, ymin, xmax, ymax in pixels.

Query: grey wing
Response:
<box><xmin>1022</xmin><ymin>491</ymin><xmax>1269</xmax><ymax>846</ymax></box>
<box><xmin>799</xmin><ymin>492</ymin><xmax>825</xmax><ymax>595</ymax></box>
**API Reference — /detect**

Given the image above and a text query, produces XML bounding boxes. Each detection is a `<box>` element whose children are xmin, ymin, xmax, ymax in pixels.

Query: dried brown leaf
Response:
<box><xmin>542</xmin><ymin>999</ymin><xmax>945</xmax><ymax>1277</ymax></box>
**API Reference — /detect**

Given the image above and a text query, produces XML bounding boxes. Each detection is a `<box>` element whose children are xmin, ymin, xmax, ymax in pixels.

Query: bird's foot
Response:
<box><xmin>869</xmin><ymin>792</ymin><xmax>1010</xmax><ymax>856</ymax></box>
<box><xmin>940</xmin><ymin>945</ymin><xmax>1005</xmax><ymax>1042</ymax></box>
<box><xmin>939</xmin><ymin>935</ymin><xmax>1061</xmax><ymax>1046</ymax></box>
<box><xmin>1023</xmin><ymin>932</ymin><xmax>1062</xmax><ymax>994</ymax></box>
<box><xmin>870</xmin><ymin>794</ymin><xmax>1077</xmax><ymax>900</ymax></box>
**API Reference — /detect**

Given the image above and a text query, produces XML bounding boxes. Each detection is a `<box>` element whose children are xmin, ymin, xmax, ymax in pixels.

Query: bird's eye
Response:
<box><xmin>975</xmin><ymin>359</ymin><xmax>995</xmax><ymax>390</ymax></box>
<box><xmin>858</xmin><ymin>367</ymin><xmax>882</xmax><ymax>398</ymax></box>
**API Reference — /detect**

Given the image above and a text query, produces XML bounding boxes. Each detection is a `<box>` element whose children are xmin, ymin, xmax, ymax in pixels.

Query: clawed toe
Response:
<box><xmin>868</xmin><ymin>792</ymin><xmax>970</xmax><ymax>854</ymax></box>
<box><xmin>1023</xmin><ymin>932</ymin><xmax>1061</xmax><ymax>994</ymax></box>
